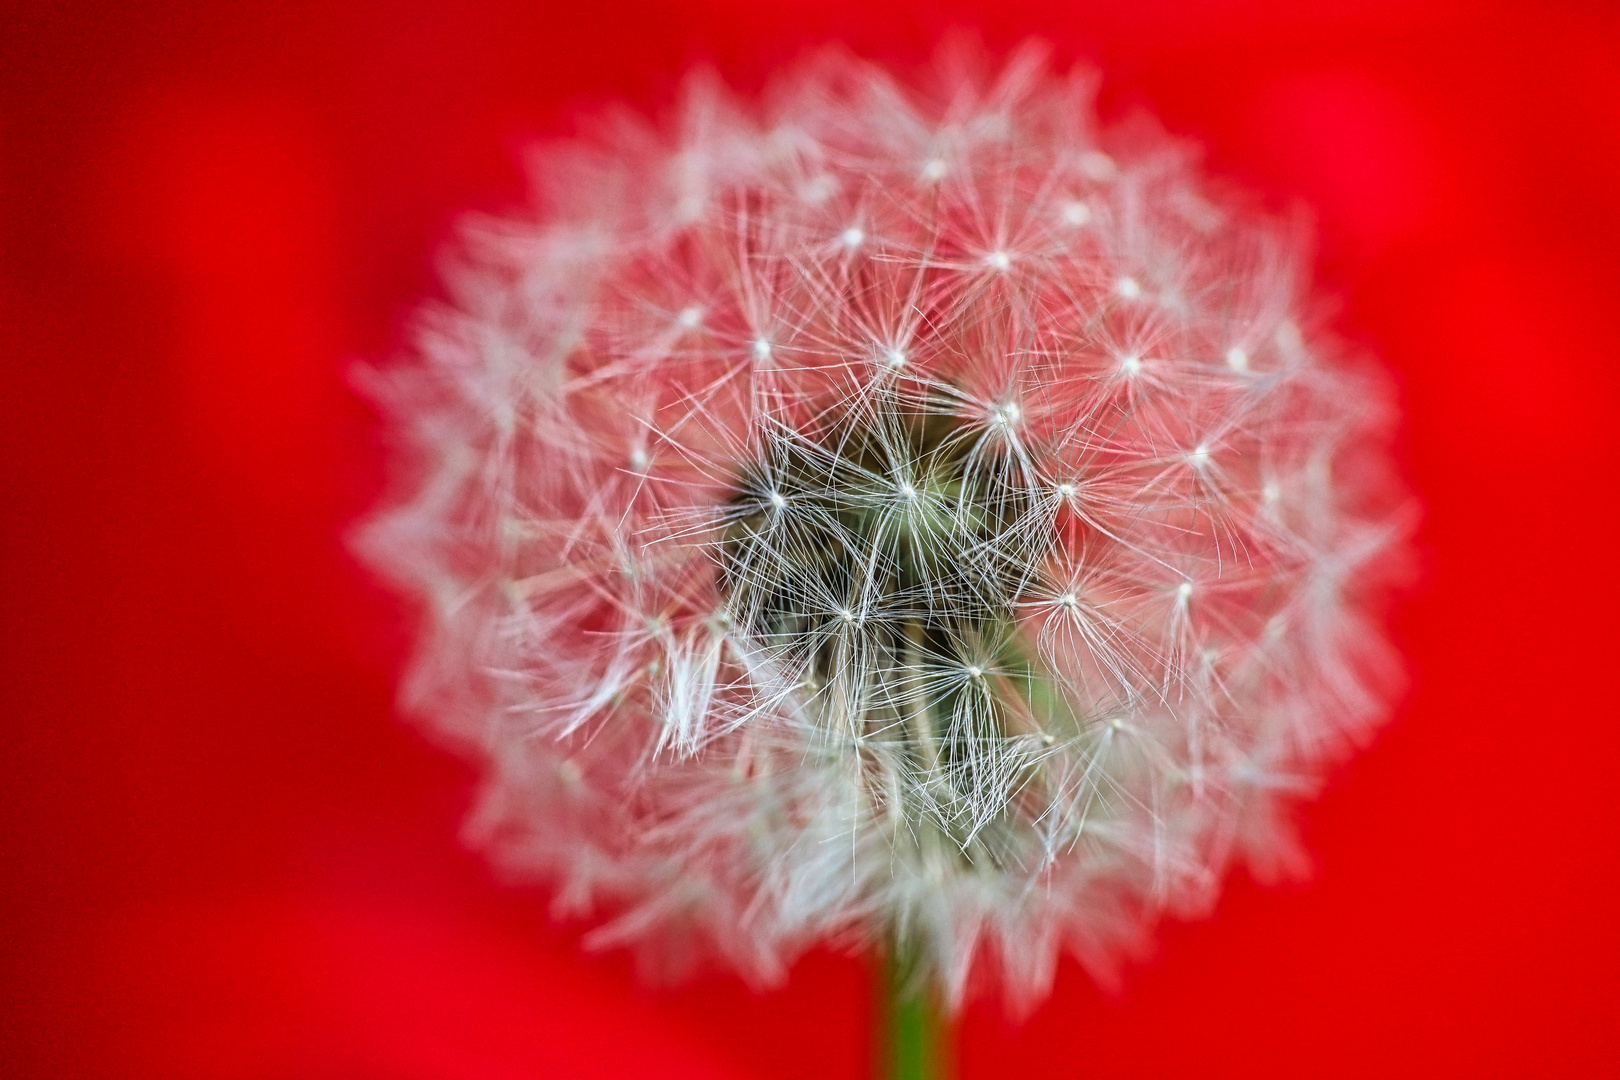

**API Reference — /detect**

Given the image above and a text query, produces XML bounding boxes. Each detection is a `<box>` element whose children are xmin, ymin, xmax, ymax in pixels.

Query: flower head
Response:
<box><xmin>363</xmin><ymin>44</ymin><xmax>1404</xmax><ymax>1009</ymax></box>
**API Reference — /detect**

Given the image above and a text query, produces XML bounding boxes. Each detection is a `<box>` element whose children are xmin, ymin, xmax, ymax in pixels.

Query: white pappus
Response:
<box><xmin>360</xmin><ymin>43</ymin><xmax>1407</xmax><ymax>1011</ymax></box>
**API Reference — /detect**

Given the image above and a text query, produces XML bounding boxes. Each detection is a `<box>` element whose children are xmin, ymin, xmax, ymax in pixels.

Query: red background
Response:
<box><xmin>5</xmin><ymin>2</ymin><xmax>1619</xmax><ymax>1076</ymax></box>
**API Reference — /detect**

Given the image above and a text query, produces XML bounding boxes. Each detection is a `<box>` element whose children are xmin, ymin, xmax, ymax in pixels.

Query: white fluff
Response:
<box><xmin>361</xmin><ymin>43</ymin><xmax>1406</xmax><ymax>1011</ymax></box>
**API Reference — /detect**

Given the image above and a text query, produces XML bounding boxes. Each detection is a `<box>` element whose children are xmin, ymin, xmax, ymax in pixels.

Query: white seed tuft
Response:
<box><xmin>362</xmin><ymin>45</ymin><xmax>1406</xmax><ymax>1013</ymax></box>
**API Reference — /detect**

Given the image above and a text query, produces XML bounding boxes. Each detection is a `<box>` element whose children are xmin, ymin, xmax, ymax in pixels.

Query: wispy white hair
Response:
<box><xmin>360</xmin><ymin>42</ymin><xmax>1407</xmax><ymax>1011</ymax></box>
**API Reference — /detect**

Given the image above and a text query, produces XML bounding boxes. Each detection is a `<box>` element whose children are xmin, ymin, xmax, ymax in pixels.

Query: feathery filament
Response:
<box><xmin>362</xmin><ymin>45</ymin><xmax>1405</xmax><ymax>1009</ymax></box>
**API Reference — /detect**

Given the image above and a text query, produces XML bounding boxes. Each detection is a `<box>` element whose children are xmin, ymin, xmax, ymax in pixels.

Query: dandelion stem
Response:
<box><xmin>883</xmin><ymin>933</ymin><xmax>949</xmax><ymax>1080</ymax></box>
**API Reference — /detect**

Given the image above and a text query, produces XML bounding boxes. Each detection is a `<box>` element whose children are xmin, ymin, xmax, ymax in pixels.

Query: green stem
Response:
<box><xmin>882</xmin><ymin>935</ymin><xmax>949</xmax><ymax>1080</ymax></box>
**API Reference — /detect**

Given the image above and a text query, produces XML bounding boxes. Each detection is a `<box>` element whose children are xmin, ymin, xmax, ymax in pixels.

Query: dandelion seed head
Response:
<box><xmin>362</xmin><ymin>44</ymin><xmax>1407</xmax><ymax>1012</ymax></box>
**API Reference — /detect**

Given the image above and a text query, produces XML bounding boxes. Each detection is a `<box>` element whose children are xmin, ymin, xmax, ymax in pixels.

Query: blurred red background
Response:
<box><xmin>4</xmin><ymin>2</ymin><xmax>1619</xmax><ymax>1076</ymax></box>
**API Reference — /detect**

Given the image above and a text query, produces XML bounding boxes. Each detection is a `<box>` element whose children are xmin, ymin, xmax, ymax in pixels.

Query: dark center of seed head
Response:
<box><xmin>715</xmin><ymin>399</ymin><xmax>1046</xmax><ymax>842</ymax></box>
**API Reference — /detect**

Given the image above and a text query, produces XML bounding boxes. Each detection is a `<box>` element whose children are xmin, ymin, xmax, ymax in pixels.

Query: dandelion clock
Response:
<box><xmin>361</xmin><ymin>43</ymin><xmax>1406</xmax><ymax>1077</ymax></box>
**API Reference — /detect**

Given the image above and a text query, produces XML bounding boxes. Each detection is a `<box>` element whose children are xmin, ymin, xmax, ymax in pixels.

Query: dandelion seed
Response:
<box><xmin>1080</xmin><ymin>150</ymin><xmax>1117</xmax><ymax>181</ymax></box>
<box><xmin>1275</xmin><ymin>319</ymin><xmax>1305</xmax><ymax>354</ymax></box>
<box><xmin>1116</xmin><ymin>276</ymin><xmax>1142</xmax><ymax>300</ymax></box>
<box><xmin>800</xmin><ymin>175</ymin><xmax>837</xmax><ymax>203</ymax></box>
<box><xmin>985</xmin><ymin>250</ymin><xmax>1011</xmax><ymax>272</ymax></box>
<box><xmin>1225</xmin><ymin>345</ymin><xmax>1249</xmax><ymax>372</ymax></box>
<box><xmin>840</xmin><ymin>226</ymin><xmax>865</xmax><ymax>249</ymax></box>
<box><xmin>1061</xmin><ymin>200</ymin><xmax>1091</xmax><ymax>227</ymax></box>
